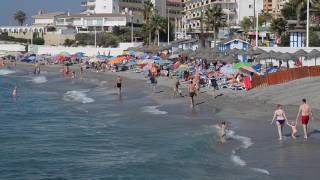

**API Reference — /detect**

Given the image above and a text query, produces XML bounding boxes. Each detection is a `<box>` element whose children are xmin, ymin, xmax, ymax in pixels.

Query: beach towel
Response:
<box><xmin>244</xmin><ymin>76</ymin><xmax>252</xmax><ymax>91</ymax></box>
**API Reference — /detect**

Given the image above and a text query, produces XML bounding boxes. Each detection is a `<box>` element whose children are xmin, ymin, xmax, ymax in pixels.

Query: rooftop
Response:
<box><xmin>32</xmin><ymin>12</ymin><xmax>66</xmax><ymax>19</ymax></box>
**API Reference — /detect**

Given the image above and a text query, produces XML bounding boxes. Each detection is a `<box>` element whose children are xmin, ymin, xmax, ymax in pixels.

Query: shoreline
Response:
<box><xmin>3</xmin><ymin>62</ymin><xmax>320</xmax><ymax>179</ymax></box>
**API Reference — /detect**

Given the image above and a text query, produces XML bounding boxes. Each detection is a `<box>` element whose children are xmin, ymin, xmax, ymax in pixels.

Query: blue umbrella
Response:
<box><xmin>127</xmin><ymin>61</ymin><xmax>137</xmax><ymax>66</ymax></box>
<box><xmin>157</xmin><ymin>60</ymin><xmax>172</xmax><ymax>65</ymax></box>
<box><xmin>27</xmin><ymin>56</ymin><xmax>36</xmax><ymax>61</ymax></box>
<box><xmin>130</xmin><ymin>50</ymin><xmax>137</xmax><ymax>56</ymax></box>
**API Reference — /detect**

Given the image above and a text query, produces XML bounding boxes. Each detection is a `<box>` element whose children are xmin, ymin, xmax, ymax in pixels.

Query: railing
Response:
<box><xmin>251</xmin><ymin>66</ymin><xmax>320</xmax><ymax>89</ymax></box>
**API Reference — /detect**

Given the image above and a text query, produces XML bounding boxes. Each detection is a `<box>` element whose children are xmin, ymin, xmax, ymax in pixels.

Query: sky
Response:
<box><xmin>1</xmin><ymin>0</ymin><xmax>82</xmax><ymax>25</ymax></box>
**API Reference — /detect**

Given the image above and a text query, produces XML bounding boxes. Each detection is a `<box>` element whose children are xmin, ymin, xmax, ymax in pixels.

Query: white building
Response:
<box><xmin>32</xmin><ymin>11</ymin><xmax>66</xmax><ymax>27</ymax></box>
<box><xmin>55</xmin><ymin>13</ymin><xmax>131</xmax><ymax>32</ymax></box>
<box><xmin>82</xmin><ymin>0</ymin><xmax>119</xmax><ymax>14</ymax></box>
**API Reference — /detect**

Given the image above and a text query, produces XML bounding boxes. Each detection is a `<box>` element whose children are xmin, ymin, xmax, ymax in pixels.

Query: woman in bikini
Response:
<box><xmin>271</xmin><ymin>104</ymin><xmax>288</xmax><ymax>140</ymax></box>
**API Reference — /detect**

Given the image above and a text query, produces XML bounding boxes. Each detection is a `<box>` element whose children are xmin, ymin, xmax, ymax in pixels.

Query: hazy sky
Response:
<box><xmin>1</xmin><ymin>0</ymin><xmax>82</xmax><ymax>25</ymax></box>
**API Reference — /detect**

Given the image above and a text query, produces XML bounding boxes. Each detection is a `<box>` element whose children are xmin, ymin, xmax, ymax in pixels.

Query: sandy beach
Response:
<box><xmin>2</xmin><ymin>62</ymin><xmax>320</xmax><ymax>179</ymax></box>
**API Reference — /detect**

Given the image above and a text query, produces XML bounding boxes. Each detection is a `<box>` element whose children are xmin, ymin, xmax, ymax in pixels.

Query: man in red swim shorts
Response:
<box><xmin>296</xmin><ymin>98</ymin><xmax>313</xmax><ymax>139</ymax></box>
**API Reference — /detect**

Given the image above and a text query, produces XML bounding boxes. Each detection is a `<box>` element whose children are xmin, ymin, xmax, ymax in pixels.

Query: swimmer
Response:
<box><xmin>12</xmin><ymin>86</ymin><xmax>17</xmax><ymax>97</ymax></box>
<box><xmin>115</xmin><ymin>76</ymin><xmax>122</xmax><ymax>94</ymax></box>
<box><xmin>188</xmin><ymin>80</ymin><xmax>196</xmax><ymax>108</ymax></box>
<box><xmin>219</xmin><ymin>121</ymin><xmax>227</xmax><ymax>143</ymax></box>
<box><xmin>287</xmin><ymin>121</ymin><xmax>298</xmax><ymax>139</ymax></box>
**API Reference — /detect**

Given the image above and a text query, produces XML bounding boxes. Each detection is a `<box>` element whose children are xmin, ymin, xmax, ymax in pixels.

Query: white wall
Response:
<box><xmin>32</xmin><ymin>42</ymin><xmax>143</xmax><ymax>56</ymax></box>
<box><xmin>238</xmin><ymin>0</ymin><xmax>263</xmax><ymax>23</ymax></box>
<box><xmin>0</xmin><ymin>44</ymin><xmax>25</xmax><ymax>52</ymax></box>
<box><xmin>34</xmin><ymin>18</ymin><xmax>54</xmax><ymax>25</ymax></box>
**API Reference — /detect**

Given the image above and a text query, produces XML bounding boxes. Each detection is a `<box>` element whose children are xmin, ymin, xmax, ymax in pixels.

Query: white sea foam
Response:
<box><xmin>141</xmin><ymin>106</ymin><xmax>168</xmax><ymax>115</ymax></box>
<box><xmin>251</xmin><ymin>168</ymin><xmax>270</xmax><ymax>175</ymax></box>
<box><xmin>63</xmin><ymin>90</ymin><xmax>95</xmax><ymax>104</ymax></box>
<box><xmin>32</xmin><ymin>76</ymin><xmax>48</xmax><ymax>84</ymax></box>
<box><xmin>227</xmin><ymin>130</ymin><xmax>253</xmax><ymax>149</ymax></box>
<box><xmin>230</xmin><ymin>151</ymin><xmax>246</xmax><ymax>167</ymax></box>
<box><xmin>0</xmin><ymin>69</ymin><xmax>15</xmax><ymax>75</ymax></box>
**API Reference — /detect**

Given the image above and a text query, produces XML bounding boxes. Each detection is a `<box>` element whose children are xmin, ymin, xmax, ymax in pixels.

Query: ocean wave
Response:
<box><xmin>63</xmin><ymin>90</ymin><xmax>95</xmax><ymax>104</ymax></box>
<box><xmin>251</xmin><ymin>168</ymin><xmax>270</xmax><ymax>175</ymax></box>
<box><xmin>215</xmin><ymin>125</ymin><xmax>269</xmax><ymax>175</ymax></box>
<box><xmin>0</xmin><ymin>69</ymin><xmax>15</xmax><ymax>75</ymax></box>
<box><xmin>141</xmin><ymin>106</ymin><xmax>168</xmax><ymax>115</ymax></box>
<box><xmin>230</xmin><ymin>150</ymin><xmax>246</xmax><ymax>167</ymax></box>
<box><xmin>228</xmin><ymin>130</ymin><xmax>253</xmax><ymax>149</ymax></box>
<box><xmin>32</xmin><ymin>76</ymin><xmax>48</xmax><ymax>84</ymax></box>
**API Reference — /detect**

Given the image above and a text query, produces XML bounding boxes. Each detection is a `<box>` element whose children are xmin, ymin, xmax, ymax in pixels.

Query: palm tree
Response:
<box><xmin>143</xmin><ymin>0</ymin><xmax>154</xmax><ymax>45</ymax></box>
<box><xmin>14</xmin><ymin>10</ymin><xmax>26</xmax><ymax>26</ymax></box>
<box><xmin>294</xmin><ymin>0</ymin><xmax>318</xmax><ymax>27</ymax></box>
<box><xmin>205</xmin><ymin>5</ymin><xmax>225</xmax><ymax>49</ymax></box>
<box><xmin>259</xmin><ymin>10</ymin><xmax>272</xmax><ymax>27</ymax></box>
<box><xmin>151</xmin><ymin>12</ymin><xmax>166</xmax><ymax>46</ymax></box>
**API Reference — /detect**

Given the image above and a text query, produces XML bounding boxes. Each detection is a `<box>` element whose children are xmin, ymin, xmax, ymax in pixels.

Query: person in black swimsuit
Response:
<box><xmin>116</xmin><ymin>76</ymin><xmax>122</xmax><ymax>95</ymax></box>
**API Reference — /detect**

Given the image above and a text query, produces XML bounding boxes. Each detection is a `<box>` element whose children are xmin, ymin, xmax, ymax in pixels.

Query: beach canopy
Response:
<box><xmin>233</xmin><ymin>62</ymin><xmax>251</xmax><ymax>69</ymax></box>
<box><xmin>294</xmin><ymin>49</ymin><xmax>308</xmax><ymax>57</ymax></box>
<box><xmin>108</xmin><ymin>56</ymin><xmax>128</xmax><ymax>65</ymax></box>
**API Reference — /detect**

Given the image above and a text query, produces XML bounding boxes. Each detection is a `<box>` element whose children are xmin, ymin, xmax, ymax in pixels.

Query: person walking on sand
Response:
<box><xmin>271</xmin><ymin>104</ymin><xmax>288</xmax><ymax>140</ymax></box>
<box><xmin>188</xmin><ymin>80</ymin><xmax>196</xmax><ymax>108</ymax></box>
<box><xmin>115</xmin><ymin>76</ymin><xmax>122</xmax><ymax>95</ymax></box>
<box><xmin>296</xmin><ymin>98</ymin><xmax>313</xmax><ymax>139</ymax></box>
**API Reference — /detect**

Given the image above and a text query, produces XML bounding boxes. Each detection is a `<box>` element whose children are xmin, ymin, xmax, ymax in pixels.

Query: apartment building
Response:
<box><xmin>182</xmin><ymin>0</ymin><xmax>263</xmax><ymax>33</ymax></box>
<box><xmin>263</xmin><ymin>0</ymin><xmax>289</xmax><ymax>18</ymax></box>
<box><xmin>81</xmin><ymin>0</ymin><xmax>120</xmax><ymax>14</ymax></box>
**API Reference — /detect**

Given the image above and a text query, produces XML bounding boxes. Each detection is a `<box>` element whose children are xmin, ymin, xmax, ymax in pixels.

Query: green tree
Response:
<box><xmin>271</xmin><ymin>18</ymin><xmax>287</xmax><ymax>36</ymax></box>
<box><xmin>151</xmin><ymin>11</ymin><xmax>167</xmax><ymax>46</ymax></box>
<box><xmin>33</xmin><ymin>37</ymin><xmax>44</xmax><ymax>45</ymax></box>
<box><xmin>205</xmin><ymin>5</ymin><xmax>225</xmax><ymax>48</ymax></box>
<box><xmin>143</xmin><ymin>0</ymin><xmax>154</xmax><ymax>45</ymax></box>
<box><xmin>259</xmin><ymin>10</ymin><xmax>272</xmax><ymax>27</ymax></box>
<box><xmin>64</xmin><ymin>39</ymin><xmax>75</xmax><ymax>47</ymax></box>
<box><xmin>309</xmin><ymin>30</ymin><xmax>320</xmax><ymax>46</ymax></box>
<box><xmin>241</xmin><ymin>17</ymin><xmax>252</xmax><ymax>33</ymax></box>
<box><xmin>14</xmin><ymin>10</ymin><xmax>26</xmax><ymax>26</ymax></box>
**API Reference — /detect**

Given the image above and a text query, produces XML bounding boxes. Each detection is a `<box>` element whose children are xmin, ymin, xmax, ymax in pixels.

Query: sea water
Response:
<box><xmin>0</xmin><ymin>68</ymin><xmax>271</xmax><ymax>179</ymax></box>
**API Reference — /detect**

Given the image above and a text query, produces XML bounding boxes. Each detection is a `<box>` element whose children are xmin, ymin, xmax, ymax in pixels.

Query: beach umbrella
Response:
<box><xmin>157</xmin><ymin>60</ymin><xmax>172</xmax><ymax>65</ymax></box>
<box><xmin>239</xmin><ymin>66</ymin><xmax>257</xmax><ymax>74</ymax></box>
<box><xmin>279</xmin><ymin>53</ymin><xmax>294</xmax><ymax>61</ymax></box>
<box><xmin>307</xmin><ymin>49</ymin><xmax>320</xmax><ymax>65</ymax></box>
<box><xmin>59</xmin><ymin>51</ymin><xmax>71</xmax><ymax>57</ymax></box>
<box><xmin>220</xmin><ymin>64</ymin><xmax>238</xmax><ymax>75</ymax></box>
<box><xmin>27</xmin><ymin>55</ymin><xmax>36</xmax><ymax>61</ymax></box>
<box><xmin>294</xmin><ymin>49</ymin><xmax>308</xmax><ymax>57</ymax></box>
<box><xmin>221</xmin><ymin>56</ymin><xmax>235</xmax><ymax>63</ymax></box>
<box><xmin>256</xmin><ymin>53</ymin><xmax>270</xmax><ymax>61</ymax></box>
<box><xmin>233</xmin><ymin>62</ymin><xmax>252</xmax><ymax>69</ymax></box>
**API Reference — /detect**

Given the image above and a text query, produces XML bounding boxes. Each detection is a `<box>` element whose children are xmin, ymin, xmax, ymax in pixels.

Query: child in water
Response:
<box><xmin>219</xmin><ymin>121</ymin><xmax>227</xmax><ymax>143</ymax></box>
<box><xmin>287</xmin><ymin>121</ymin><xmax>298</xmax><ymax>139</ymax></box>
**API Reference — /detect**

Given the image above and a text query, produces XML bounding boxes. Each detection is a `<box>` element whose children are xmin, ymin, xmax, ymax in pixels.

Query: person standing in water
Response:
<box><xmin>116</xmin><ymin>76</ymin><xmax>122</xmax><ymax>95</ymax></box>
<box><xmin>80</xmin><ymin>65</ymin><xmax>84</xmax><ymax>79</ymax></box>
<box><xmin>271</xmin><ymin>104</ymin><xmax>288</xmax><ymax>140</ymax></box>
<box><xmin>219</xmin><ymin>121</ymin><xmax>227</xmax><ymax>143</ymax></box>
<box><xmin>188</xmin><ymin>80</ymin><xmax>196</xmax><ymax>108</ymax></box>
<box><xmin>12</xmin><ymin>86</ymin><xmax>17</xmax><ymax>97</ymax></box>
<box><xmin>296</xmin><ymin>98</ymin><xmax>313</xmax><ymax>139</ymax></box>
<box><xmin>173</xmin><ymin>79</ymin><xmax>183</xmax><ymax>97</ymax></box>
